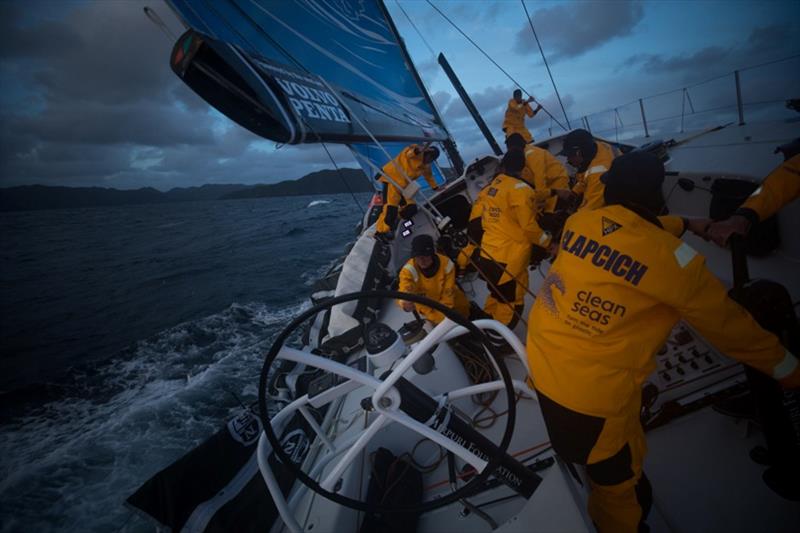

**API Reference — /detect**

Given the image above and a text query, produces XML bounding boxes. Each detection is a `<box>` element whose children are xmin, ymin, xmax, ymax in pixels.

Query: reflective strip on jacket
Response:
<box><xmin>378</xmin><ymin>144</ymin><xmax>438</xmax><ymax>191</ymax></box>
<box><xmin>397</xmin><ymin>253</ymin><xmax>469</xmax><ymax>324</ymax></box>
<box><xmin>527</xmin><ymin>204</ymin><xmax>794</xmax><ymax>419</ymax></box>
<box><xmin>572</xmin><ymin>141</ymin><xmax>616</xmax><ymax>211</ymax></box>
<box><xmin>522</xmin><ymin>145</ymin><xmax>569</xmax><ymax>213</ymax></box>
<box><xmin>740</xmin><ymin>153</ymin><xmax>800</xmax><ymax>221</ymax></box>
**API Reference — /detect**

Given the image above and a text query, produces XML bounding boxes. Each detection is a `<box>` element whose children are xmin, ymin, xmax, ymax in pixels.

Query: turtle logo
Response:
<box><xmin>540</xmin><ymin>271</ymin><xmax>566</xmax><ymax>317</ymax></box>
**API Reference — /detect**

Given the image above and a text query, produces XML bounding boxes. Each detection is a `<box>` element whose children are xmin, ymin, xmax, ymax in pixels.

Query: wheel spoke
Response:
<box><xmin>319</xmin><ymin>414</ymin><xmax>389</xmax><ymax>492</ymax></box>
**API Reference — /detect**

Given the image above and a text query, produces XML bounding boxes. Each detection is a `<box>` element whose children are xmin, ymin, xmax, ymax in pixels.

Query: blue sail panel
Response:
<box><xmin>166</xmin><ymin>0</ymin><xmax>447</xmax><ymax>145</ymax></box>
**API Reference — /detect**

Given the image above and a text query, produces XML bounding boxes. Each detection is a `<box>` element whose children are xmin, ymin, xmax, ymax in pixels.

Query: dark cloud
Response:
<box><xmin>0</xmin><ymin>1</ymin><xmax>360</xmax><ymax>190</ymax></box>
<box><xmin>620</xmin><ymin>46</ymin><xmax>731</xmax><ymax>76</ymax></box>
<box><xmin>513</xmin><ymin>1</ymin><xmax>644</xmax><ymax>61</ymax></box>
<box><xmin>618</xmin><ymin>23</ymin><xmax>797</xmax><ymax>78</ymax></box>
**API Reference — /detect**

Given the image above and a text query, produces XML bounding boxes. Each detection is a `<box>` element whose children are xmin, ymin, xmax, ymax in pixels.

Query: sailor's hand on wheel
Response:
<box><xmin>686</xmin><ymin>218</ymin><xmax>713</xmax><ymax>240</ymax></box>
<box><xmin>707</xmin><ymin>215</ymin><xmax>750</xmax><ymax>247</ymax></box>
<box><xmin>401</xmin><ymin>301</ymin><xmax>416</xmax><ymax>312</ymax></box>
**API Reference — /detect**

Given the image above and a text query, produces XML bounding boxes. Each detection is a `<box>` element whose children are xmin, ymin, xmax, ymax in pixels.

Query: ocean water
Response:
<box><xmin>0</xmin><ymin>194</ymin><xmax>368</xmax><ymax>532</ymax></box>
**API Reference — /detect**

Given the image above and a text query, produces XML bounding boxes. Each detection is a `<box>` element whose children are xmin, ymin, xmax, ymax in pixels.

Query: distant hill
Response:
<box><xmin>0</xmin><ymin>185</ymin><xmax>170</xmax><ymax>212</ymax></box>
<box><xmin>223</xmin><ymin>168</ymin><xmax>371</xmax><ymax>199</ymax></box>
<box><xmin>0</xmin><ymin>169</ymin><xmax>372</xmax><ymax>212</ymax></box>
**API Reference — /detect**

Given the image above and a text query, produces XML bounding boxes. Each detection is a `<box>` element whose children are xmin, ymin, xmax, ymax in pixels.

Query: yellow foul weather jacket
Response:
<box><xmin>477</xmin><ymin>173</ymin><xmax>551</xmax><ymax>325</ymax></box>
<box><xmin>503</xmin><ymin>99</ymin><xmax>536</xmax><ymax>143</ymax></box>
<box><xmin>479</xmin><ymin>173</ymin><xmax>551</xmax><ymax>264</ymax></box>
<box><xmin>375</xmin><ymin>144</ymin><xmax>439</xmax><ymax>233</ymax></box>
<box><xmin>522</xmin><ymin>145</ymin><xmax>569</xmax><ymax>213</ymax></box>
<box><xmin>739</xmin><ymin>153</ymin><xmax>800</xmax><ymax>222</ymax></box>
<box><xmin>528</xmin><ymin>204</ymin><xmax>797</xmax><ymax>422</ymax></box>
<box><xmin>398</xmin><ymin>253</ymin><xmax>469</xmax><ymax>324</ymax></box>
<box><xmin>378</xmin><ymin>144</ymin><xmax>438</xmax><ymax>193</ymax></box>
<box><xmin>572</xmin><ymin>141</ymin><xmax>616</xmax><ymax>211</ymax></box>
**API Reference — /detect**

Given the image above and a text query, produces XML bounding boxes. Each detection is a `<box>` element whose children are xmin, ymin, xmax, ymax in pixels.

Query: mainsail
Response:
<box><xmin>167</xmin><ymin>0</ymin><xmax>457</xmax><ymax>181</ymax></box>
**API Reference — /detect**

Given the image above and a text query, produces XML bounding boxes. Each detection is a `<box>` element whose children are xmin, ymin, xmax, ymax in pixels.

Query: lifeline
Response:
<box><xmin>561</xmin><ymin>229</ymin><xmax>649</xmax><ymax>286</ymax></box>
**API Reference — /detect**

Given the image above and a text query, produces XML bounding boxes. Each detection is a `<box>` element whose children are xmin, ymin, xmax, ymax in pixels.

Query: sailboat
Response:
<box><xmin>127</xmin><ymin>1</ymin><xmax>800</xmax><ymax>531</ymax></box>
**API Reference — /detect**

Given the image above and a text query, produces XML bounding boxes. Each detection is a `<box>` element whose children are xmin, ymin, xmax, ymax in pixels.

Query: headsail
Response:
<box><xmin>167</xmin><ymin>0</ymin><xmax>452</xmax><ymax>149</ymax></box>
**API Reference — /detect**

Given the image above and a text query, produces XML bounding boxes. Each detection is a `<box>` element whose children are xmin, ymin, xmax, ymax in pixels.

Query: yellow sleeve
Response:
<box><xmin>658</xmin><ymin>215</ymin><xmax>687</xmax><ymax>237</ymax></box>
<box><xmin>524</xmin><ymin>103</ymin><xmax>534</xmax><ymax>118</ymax></box>
<box><xmin>739</xmin><ymin>155</ymin><xmax>800</xmax><ymax>221</ymax></box>
<box><xmin>469</xmin><ymin>192</ymin><xmax>485</xmax><ymax>227</ymax></box>
<box><xmin>441</xmin><ymin>259</ymin><xmax>456</xmax><ymax>310</ymax></box>
<box><xmin>397</xmin><ymin>262</ymin><xmax>417</xmax><ymax>310</ymax></box>
<box><xmin>653</xmin><ymin>242</ymin><xmax>795</xmax><ymax>379</ymax></box>
<box><xmin>544</xmin><ymin>151</ymin><xmax>569</xmax><ymax>190</ymax></box>
<box><xmin>524</xmin><ymin>149</ymin><xmax>546</xmax><ymax>190</ymax></box>
<box><xmin>422</xmin><ymin>165</ymin><xmax>438</xmax><ymax>190</ymax></box>
<box><xmin>509</xmin><ymin>184</ymin><xmax>551</xmax><ymax>247</ymax></box>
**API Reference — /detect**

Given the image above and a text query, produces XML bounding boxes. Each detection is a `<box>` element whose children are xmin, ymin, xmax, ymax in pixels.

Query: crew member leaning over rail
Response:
<box><xmin>527</xmin><ymin>152</ymin><xmax>800</xmax><ymax>533</ymax></box>
<box><xmin>398</xmin><ymin>234</ymin><xmax>469</xmax><ymax>325</ymax></box>
<box><xmin>375</xmin><ymin>144</ymin><xmax>440</xmax><ymax>240</ymax></box>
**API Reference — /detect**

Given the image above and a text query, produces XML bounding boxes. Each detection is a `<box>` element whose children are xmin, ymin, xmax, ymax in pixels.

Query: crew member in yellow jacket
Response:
<box><xmin>707</xmin><ymin>140</ymin><xmax>800</xmax><ymax>246</ymax></box>
<box><xmin>502</xmin><ymin>89</ymin><xmax>542</xmax><ymax>144</ymax></box>
<box><xmin>505</xmin><ymin>133</ymin><xmax>569</xmax><ymax>214</ymax></box>
<box><xmin>398</xmin><ymin>234</ymin><xmax>469</xmax><ymax>324</ymax></box>
<box><xmin>556</xmin><ymin>128</ymin><xmax>616</xmax><ymax>211</ymax></box>
<box><xmin>552</xmin><ymin>130</ymin><xmax>691</xmax><ymax>237</ymax></box>
<box><xmin>527</xmin><ymin>152</ymin><xmax>800</xmax><ymax>533</ymax></box>
<box><xmin>475</xmin><ymin>150</ymin><xmax>551</xmax><ymax>329</ymax></box>
<box><xmin>375</xmin><ymin>144</ymin><xmax>440</xmax><ymax>238</ymax></box>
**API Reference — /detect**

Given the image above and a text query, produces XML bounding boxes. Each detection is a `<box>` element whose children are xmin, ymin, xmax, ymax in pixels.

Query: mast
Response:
<box><xmin>438</xmin><ymin>53</ymin><xmax>503</xmax><ymax>157</ymax></box>
<box><xmin>378</xmin><ymin>0</ymin><xmax>465</xmax><ymax>175</ymax></box>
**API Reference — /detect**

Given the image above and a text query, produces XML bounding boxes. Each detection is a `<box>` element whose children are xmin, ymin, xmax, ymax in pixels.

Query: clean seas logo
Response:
<box><xmin>540</xmin><ymin>271</ymin><xmax>566</xmax><ymax>317</ymax></box>
<box><xmin>602</xmin><ymin>217</ymin><xmax>622</xmax><ymax>236</ymax></box>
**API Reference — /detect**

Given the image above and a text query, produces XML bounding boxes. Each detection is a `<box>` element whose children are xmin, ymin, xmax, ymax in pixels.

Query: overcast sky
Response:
<box><xmin>1</xmin><ymin>0</ymin><xmax>798</xmax><ymax>190</ymax></box>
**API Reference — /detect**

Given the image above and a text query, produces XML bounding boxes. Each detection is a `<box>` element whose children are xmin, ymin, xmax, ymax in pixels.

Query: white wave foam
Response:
<box><xmin>300</xmin><ymin>256</ymin><xmax>341</xmax><ymax>287</ymax></box>
<box><xmin>0</xmin><ymin>299</ymin><xmax>306</xmax><ymax>533</ymax></box>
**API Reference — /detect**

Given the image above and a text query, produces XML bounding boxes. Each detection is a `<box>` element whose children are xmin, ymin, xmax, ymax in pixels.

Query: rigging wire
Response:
<box><xmin>143</xmin><ymin>6</ymin><xmax>177</xmax><ymax>41</ymax></box>
<box><xmin>520</xmin><ymin>0</ymin><xmax>571</xmax><ymax>130</ymax></box>
<box><xmin>392</xmin><ymin>1</ymin><xmax>459</xmax><ymax>175</ymax></box>
<box><xmin>394</xmin><ymin>0</ymin><xmax>436</xmax><ymax>60</ymax></box>
<box><xmin>320</xmin><ymin>142</ymin><xmax>366</xmax><ymax>216</ymax></box>
<box><xmin>209</xmin><ymin>0</ymin><xmax>365</xmax><ymax>216</ymax></box>
<box><xmin>424</xmin><ymin>0</ymin><xmax>568</xmax><ymax>132</ymax></box>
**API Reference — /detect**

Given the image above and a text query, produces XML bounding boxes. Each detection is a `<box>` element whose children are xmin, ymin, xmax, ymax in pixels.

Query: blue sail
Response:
<box><xmin>166</xmin><ymin>0</ymin><xmax>450</xmax><ymax>148</ymax></box>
